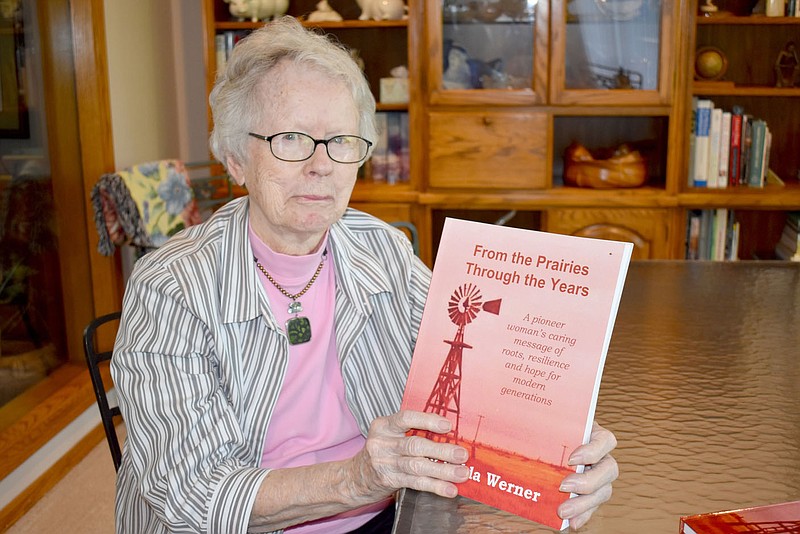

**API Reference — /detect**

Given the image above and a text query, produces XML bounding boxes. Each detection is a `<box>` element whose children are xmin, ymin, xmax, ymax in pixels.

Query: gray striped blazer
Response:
<box><xmin>111</xmin><ymin>197</ymin><xmax>431</xmax><ymax>534</ymax></box>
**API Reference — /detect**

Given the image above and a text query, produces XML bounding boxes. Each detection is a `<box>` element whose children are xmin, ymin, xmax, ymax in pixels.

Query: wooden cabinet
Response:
<box><xmin>546</xmin><ymin>208</ymin><xmax>675</xmax><ymax>260</ymax></box>
<box><xmin>427</xmin><ymin>110</ymin><xmax>548</xmax><ymax>189</ymax></box>
<box><xmin>418</xmin><ymin>0</ymin><xmax>682</xmax><ymax>262</ymax></box>
<box><xmin>201</xmin><ymin>1</ymin><xmax>800</xmax><ymax>266</ymax></box>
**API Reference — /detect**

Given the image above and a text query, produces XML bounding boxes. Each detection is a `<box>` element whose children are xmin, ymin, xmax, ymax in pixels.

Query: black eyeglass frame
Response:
<box><xmin>248</xmin><ymin>131</ymin><xmax>373</xmax><ymax>164</ymax></box>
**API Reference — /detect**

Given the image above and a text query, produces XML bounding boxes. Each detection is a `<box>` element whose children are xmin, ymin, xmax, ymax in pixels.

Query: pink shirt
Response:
<box><xmin>249</xmin><ymin>226</ymin><xmax>385</xmax><ymax>532</ymax></box>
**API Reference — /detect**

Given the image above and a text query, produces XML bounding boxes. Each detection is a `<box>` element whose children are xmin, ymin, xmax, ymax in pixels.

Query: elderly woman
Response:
<box><xmin>111</xmin><ymin>16</ymin><xmax>617</xmax><ymax>534</ymax></box>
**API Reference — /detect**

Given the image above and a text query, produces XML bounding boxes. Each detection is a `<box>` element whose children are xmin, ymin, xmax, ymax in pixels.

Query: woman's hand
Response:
<box><xmin>557</xmin><ymin>422</ymin><xmax>619</xmax><ymax>530</ymax></box>
<box><xmin>350</xmin><ymin>409</ymin><xmax>470</xmax><ymax>503</ymax></box>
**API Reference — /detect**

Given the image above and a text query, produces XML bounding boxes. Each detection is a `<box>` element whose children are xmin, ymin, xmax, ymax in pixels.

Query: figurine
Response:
<box><xmin>307</xmin><ymin>0</ymin><xmax>343</xmax><ymax>22</ymax></box>
<box><xmin>357</xmin><ymin>0</ymin><xmax>406</xmax><ymax>20</ymax></box>
<box><xmin>225</xmin><ymin>0</ymin><xmax>289</xmax><ymax>22</ymax></box>
<box><xmin>775</xmin><ymin>41</ymin><xmax>800</xmax><ymax>88</ymax></box>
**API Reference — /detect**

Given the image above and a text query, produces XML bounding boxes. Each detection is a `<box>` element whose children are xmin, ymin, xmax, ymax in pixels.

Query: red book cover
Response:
<box><xmin>728</xmin><ymin>107</ymin><xmax>743</xmax><ymax>187</ymax></box>
<box><xmin>679</xmin><ymin>500</ymin><xmax>800</xmax><ymax>534</ymax></box>
<box><xmin>401</xmin><ymin>218</ymin><xmax>632</xmax><ymax>530</ymax></box>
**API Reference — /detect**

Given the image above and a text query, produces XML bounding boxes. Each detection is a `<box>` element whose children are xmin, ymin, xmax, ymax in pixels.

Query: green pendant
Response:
<box><xmin>286</xmin><ymin>316</ymin><xmax>311</xmax><ymax>345</ymax></box>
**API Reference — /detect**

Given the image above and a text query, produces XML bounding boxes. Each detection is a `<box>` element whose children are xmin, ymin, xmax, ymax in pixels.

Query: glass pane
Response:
<box><xmin>565</xmin><ymin>0</ymin><xmax>661</xmax><ymax>90</ymax></box>
<box><xmin>1</xmin><ymin>1</ymin><xmax>67</xmax><ymax>407</ymax></box>
<box><xmin>441</xmin><ymin>1</ymin><xmax>537</xmax><ymax>90</ymax></box>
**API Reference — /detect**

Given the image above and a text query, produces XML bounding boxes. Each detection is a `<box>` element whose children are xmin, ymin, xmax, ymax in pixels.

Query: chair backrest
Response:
<box><xmin>82</xmin><ymin>311</ymin><xmax>123</xmax><ymax>472</ymax></box>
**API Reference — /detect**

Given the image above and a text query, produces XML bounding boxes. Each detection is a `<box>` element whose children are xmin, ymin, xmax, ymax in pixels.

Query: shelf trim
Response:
<box><xmin>696</xmin><ymin>15</ymin><xmax>800</xmax><ymax>24</ymax></box>
<box><xmin>215</xmin><ymin>19</ymin><xmax>409</xmax><ymax>31</ymax></box>
<box><xmin>692</xmin><ymin>84</ymin><xmax>800</xmax><ymax>97</ymax></box>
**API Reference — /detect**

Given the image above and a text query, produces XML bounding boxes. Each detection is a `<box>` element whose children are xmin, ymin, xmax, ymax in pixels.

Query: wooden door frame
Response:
<box><xmin>0</xmin><ymin>0</ymin><xmax>120</xmax><ymax>527</ymax></box>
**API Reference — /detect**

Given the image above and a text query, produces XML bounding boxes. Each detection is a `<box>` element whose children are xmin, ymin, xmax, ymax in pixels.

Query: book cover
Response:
<box><xmin>686</xmin><ymin>210</ymin><xmax>701</xmax><ymax>260</ymax></box>
<box><xmin>740</xmin><ymin>113</ymin><xmax>753</xmax><ymax>185</ymax></box>
<box><xmin>401</xmin><ymin>218</ymin><xmax>632</xmax><ymax>530</ymax></box>
<box><xmin>706</xmin><ymin>107</ymin><xmax>723</xmax><ymax>188</ymax></box>
<box><xmin>717</xmin><ymin>111</ymin><xmax>731</xmax><ymax>188</ymax></box>
<box><xmin>761</xmin><ymin>126</ymin><xmax>772</xmax><ymax>186</ymax></box>
<box><xmin>371</xmin><ymin>112</ymin><xmax>389</xmax><ymax>182</ymax></box>
<box><xmin>746</xmin><ymin>119</ymin><xmax>766</xmax><ymax>188</ymax></box>
<box><xmin>693</xmin><ymin>99</ymin><xmax>713</xmax><ymax>187</ymax></box>
<box><xmin>386</xmin><ymin>112</ymin><xmax>403</xmax><ymax>185</ymax></box>
<box><xmin>679</xmin><ymin>500</ymin><xmax>800</xmax><ymax>534</ymax></box>
<box><xmin>687</xmin><ymin>97</ymin><xmax>698</xmax><ymax>187</ymax></box>
<box><xmin>713</xmin><ymin>208</ymin><xmax>728</xmax><ymax>261</ymax></box>
<box><xmin>399</xmin><ymin>111</ymin><xmax>410</xmax><ymax>183</ymax></box>
<box><xmin>728</xmin><ymin>106</ymin><xmax>743</xmax><ymax>186</ymax></box>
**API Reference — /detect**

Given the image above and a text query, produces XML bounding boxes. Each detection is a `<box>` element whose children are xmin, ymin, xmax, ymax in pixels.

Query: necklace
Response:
<box><xmin>254</xmin><ymin>249</ymin><xmax>327</xmax><ymax>346</ymax></box>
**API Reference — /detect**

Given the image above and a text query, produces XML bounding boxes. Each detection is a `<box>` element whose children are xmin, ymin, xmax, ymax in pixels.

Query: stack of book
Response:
<box><xmin>214</xmin><ymin>31</ymin><xmax>249</xmax><ymax>73</ymax></box>
<box><xmin>370</xmin><ymin>111</ymin><xmax>410</xmax><ymax>184</ymax></box>
<box><xmin>688</xmin><ymin>98</ymin><xmax>773</xmax><ymax>189</ymax></box>
<box><xmin>685</xmin><ymin>208</ymin><xmax>740</xmax><ymax>260</ymax></box>
<box><xmin>775</xmin><ymin>211</ymin><xmax>800</xmax><ymax>261</ymax></box>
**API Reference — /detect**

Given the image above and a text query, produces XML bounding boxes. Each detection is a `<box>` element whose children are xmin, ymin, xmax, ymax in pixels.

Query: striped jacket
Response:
<box><xmin>111</xmin><ymin>197</ymin><xmax>430</xmax><ymax>534</ymax></box>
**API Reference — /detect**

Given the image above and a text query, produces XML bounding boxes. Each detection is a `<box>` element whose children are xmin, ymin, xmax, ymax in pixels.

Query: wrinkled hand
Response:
<box><xmin>351</xmin><ymin>410</ymin><xmax>470</xmax><ymax>502</ymax></box>
<box><xmin>557</xmin><ymin>422</ymin><xmax>619</xmax><ymax>530</ymax></box>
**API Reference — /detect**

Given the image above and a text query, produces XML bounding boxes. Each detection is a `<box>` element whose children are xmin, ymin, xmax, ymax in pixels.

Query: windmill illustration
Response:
<box><xmin>421</xmin><ymin>282</ymin><xmax>501</xmax><ymax>444</ymax></box>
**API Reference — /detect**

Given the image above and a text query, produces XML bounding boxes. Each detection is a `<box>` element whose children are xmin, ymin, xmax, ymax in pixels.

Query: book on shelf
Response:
<box><xmin>369</xmin><ymin>111</ymin><xmax>409</xmax><ymax>184</ymax></box>
<box><xmin>386</xmin><ymin>112</ymin><xmax>402</xmax><ymax>185</ymax></box>
<box><xmin>688</xmin><ymin>97</ymin><xmax>698</xmax><ymax>187</ymax></box>
<box><xmin>728</xmin><ymin>106</ymin><xmax>744</xmax><ymax>187</ymax></box>
<box><xmin>679</xmin><ymin>499</ymin><xmax>800</xmax><ymax>534</ymax></box>
<box><xmin>740</xmin><ymin>113</ymin><xmax>753</xmax><ymax>186</ymax></box>
<box><xmin>693</xmin><ymin>99</ymin><xmax>713</xmax><ymax>187</ymax></box>
<box><xmin>775</xmin><ymin>211</ymin><xmax>800</xmax><ymax>261</ymax></box>
<box><xmin>706</xmin><ymin>107</ymin><xmax>723</xmax><ymax>188</ymax></box>
<box><xmin>371</xmin><ymin>112</ymin><xmax>389</xmax><ymax>182</ymax></box>
<box><xmin>685</xmin><ymin>209</ymin><xmax>739</xmax><ymax>261</ymax></box>
<box><xmin>746</xmin><ymin>119</ymin><xmax>767</xmax><ymax>188</ymax></box>
<box><xmin>400</xmin><ymin>218</ymin><xmax>632</xmax><ymax>531</ymax></box>
<box><xmin>717</xmin><ymin>111</ymin><xmax>731</xmax><ymax>188</ymax></box>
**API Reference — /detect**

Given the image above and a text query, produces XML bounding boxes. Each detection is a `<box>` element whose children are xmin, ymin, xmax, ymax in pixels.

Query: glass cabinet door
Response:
<box><xmin>427</xmin><ymin>0</ymin><xmax>548</xmax><ymax>105</ymax></box>
<box><xmin>550</xmin><ymin>0</ymin><xmax>674</xmax><ymax>105</ymax></box>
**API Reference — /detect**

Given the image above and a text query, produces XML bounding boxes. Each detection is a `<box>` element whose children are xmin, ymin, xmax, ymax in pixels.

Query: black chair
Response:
<box><xmin>82</xmin><ymin>311</ymin><xmax>123</xmax><ymax>471</ymax></box>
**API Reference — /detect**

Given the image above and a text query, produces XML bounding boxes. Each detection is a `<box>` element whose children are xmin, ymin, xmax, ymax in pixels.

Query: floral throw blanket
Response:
<box><xmin>91</xmin><ymin>160</ymin><xmax>202</xmax><ymax>256</ymax></box>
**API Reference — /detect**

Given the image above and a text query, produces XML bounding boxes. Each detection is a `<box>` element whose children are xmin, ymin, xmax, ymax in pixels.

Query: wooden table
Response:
<box><xmin>392</xmin><ymin>261</ymin><xmax>800</xmax><ymax>533</ymax></box>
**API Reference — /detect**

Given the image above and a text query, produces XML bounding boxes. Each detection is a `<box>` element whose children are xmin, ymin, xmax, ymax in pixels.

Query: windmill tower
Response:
<box><xmin>422</xmin><ymin>283</ymin><xmax>501</xmax><ymax>443</ymax></box>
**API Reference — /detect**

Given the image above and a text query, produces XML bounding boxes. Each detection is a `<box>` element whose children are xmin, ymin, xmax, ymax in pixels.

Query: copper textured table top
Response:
<box><xmin>393</xmin><ymin>261</ymin><xmax>800</xmax><ymax>533</ymax></box>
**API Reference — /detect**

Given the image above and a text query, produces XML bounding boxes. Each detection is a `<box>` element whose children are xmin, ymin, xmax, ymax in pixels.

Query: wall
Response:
<box><xmin>104</xmin><ymin>0</ymin><xmax>207</xmax><ymax>169</ymax></box>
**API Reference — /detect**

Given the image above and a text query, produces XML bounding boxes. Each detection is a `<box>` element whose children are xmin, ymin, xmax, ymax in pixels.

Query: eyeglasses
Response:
<box><xmin>248</xmin><ymin>131</ymin><xmax>373</xmax><ymax>164</ymax></box>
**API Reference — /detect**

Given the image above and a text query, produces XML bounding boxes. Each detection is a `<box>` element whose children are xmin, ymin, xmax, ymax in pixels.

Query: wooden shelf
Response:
<box><xmin>350</xmin><ymin>182</ymin><xmax>417</xmax><ymax>203</ymax></box>
<box><xmin>679</xmin><ymin>183</ymin><xmax>800</xmax><ymax>208</ymax></box>
<box><xmin>697</xmin><ymin>15</ymin><xmax>800</xmax><ymax>24</ymax></box>
<box><xmin>215</xmin><ymin>19</ymin><xmax>408</xmax><ymax>30</ymax></box>
<box><xmin>693</xmin><ymin>84</ymin><xmax>800</xmax><ymax>96</ymax></box>
<box><xmin>420</xmin><ymin>187</ymin><xmax>675</xmax><ymax>209</ymax></box>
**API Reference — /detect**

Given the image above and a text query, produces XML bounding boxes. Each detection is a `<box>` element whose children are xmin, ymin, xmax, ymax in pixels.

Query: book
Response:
<box><xmin>728</xmin><ymin>106</ymin><xmax>744</xmax><ymax>186</ymax></box>
<box><xmin>386</xmin><ymin>112</ymin><xmax>402</xmax><ymax>185</ymax></box>
<box><xmin>775</xmin><ymin>211</ymin><xmax>800</xmax><ymax>261</ymax></box>
<box><xmin>679</xmin><ymin>500</ymin><xmax>800</xmax><ymax>533</ymax></box>
<box><xmin>687</xmin><ymin>97</ymin><xmax>698</xmax><ymax>186</ymax></box>
<box><xmin>693</xmin><ymin>99</ymin><xmax>713</xmax><ymax>187</ymax></box>
<box><xmin>686</xmin><ymin>210</ymin><xmax>701</xmax><ymax>260</ymax></box>
<box><xmin>371</xmin><ymin>112</ymin><xmax>389</xmax><ymax>182</ymax></box>
<box><xmin>740</xmin><ymin>113</ymin><xmax>753</xmax><ymax>185</ymax></box>
<box><xmin>712</xmin><ymin>208</ymin><xmax>728</xmax><ymax>261</ymax></box>
<box><xmin>717</xmin><ymin>111</ymin><xmax>731</xmax><ymax>188</ymax></box>
<box><xmin>399</xmin><ymin>111</ymin><xmax>410</xmax><ymax>183</ymax></box>
<box><xmin>747</xmin><ymin>119</ymin><xmax>767</xmax><ymax>187</ymax></box>
<box><xmin>401</xmin><ymin>218</ymin><xmax>632</xmax><ymax>531</ymax></box>
<box><xmin>706</xmin><ymin>107</ymin><xmax>723</xmax><ymax>188</ymax></box>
